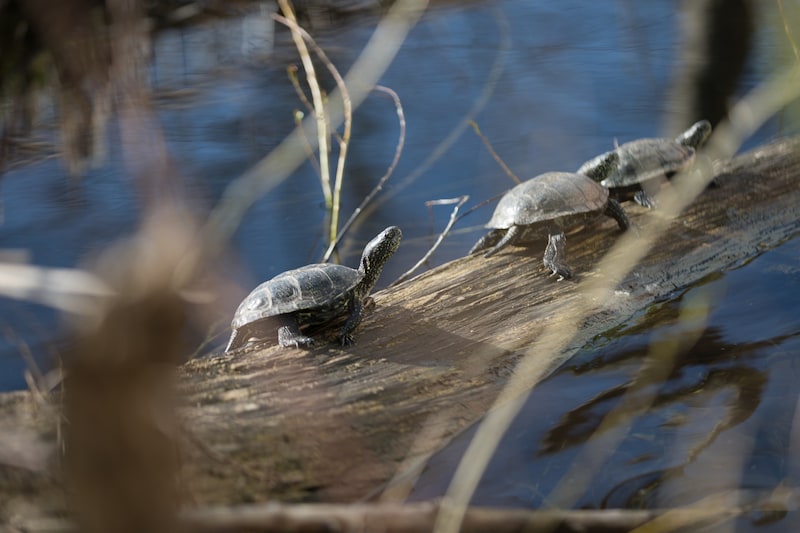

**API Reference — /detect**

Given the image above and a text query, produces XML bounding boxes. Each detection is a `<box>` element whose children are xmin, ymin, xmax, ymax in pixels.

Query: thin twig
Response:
<box><xmin>321</xmin><ymin>85</ymin><xmax>407</xmax><ymax>262</ymax></box>
<box><xmin>287</xmin><ymin>65</ymin><xmax>315</xmax><ymax>115</ymax></box>
<box><xmin>293</xmin><ymin>110</ymin><xmax>321</xmax><ymax>177</ymax></box>
<box><xmin>454</xmin><ymin>190</ymin><xmax>507</xmax><ymax>224</ymax></box>
<box><xmin>468</xmin><ymin>120</ymin><xmax>520</xmax><ymax>184</ymax></box>
<box><xmin>390</xmin><ymin>195</ymin><xmax>468</xmax><ymax>286</ymax></box>
<box><xmin>358</xmin><ymin>7</ymin><xmax>510</xmax><ymax>221</ymax></box>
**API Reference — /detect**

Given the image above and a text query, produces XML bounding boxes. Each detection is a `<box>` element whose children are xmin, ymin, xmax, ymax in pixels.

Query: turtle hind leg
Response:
<box><xmin>278</xmin><ymin>316</ymin><xmax>315</xmax><ymax>348</ymax></box>
<box><xmin>543</xmin><ymin>232</ymin><xmax>572</xmax><ymax>280</ymax></box>
<box><xmin>469</xmin><ymin>229</ymin><xmax>504</xmax><ymax>255</ymax></box>
<box><xmin>604</xmin><ymin>198</ymin><xmax>631</xmax><ymax>231</ymax></box>
<box><xmin>483</xmin><ymin>225</ymin><xmax>523</xmax><ymax>258</ymax></box>
<box><xmin>633</xmin><ymin>189</ymin><xmax>657</xmax><ymax>208</ymax></box>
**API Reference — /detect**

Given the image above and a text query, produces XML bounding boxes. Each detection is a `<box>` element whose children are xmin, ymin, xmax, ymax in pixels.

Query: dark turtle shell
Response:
<box><xmin>600</xmin><ymin>139</ymin><xmax>695</xmax><ymax>188</ymax></box>
<box><xmin>231</xmin><ymin>264</ymin><xmax>361</xmax><ymax>329</ymax></box>
<box><xmin>486</xmin><ymin>172</ymin><xmax>609</xmax><ymax>230</ymax></box>
<box><xmin>598</xmin><ymin>120</ymin><xmax>712</xmax><ymax>189</ymax></box>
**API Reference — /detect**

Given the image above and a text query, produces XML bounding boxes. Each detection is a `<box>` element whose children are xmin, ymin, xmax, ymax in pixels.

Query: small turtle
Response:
<box><xmin>225</xmin><ymin>226</ymin><xmax>402</xmax><ymax>352</ymax></box>
<box><xmin>578</xmin><ymin>120</ymin><xmax>712</xmax><ymax>208</ymax></box>
<box><xmin>470</xmin><ymin>151</ymin><xmax>630</xmax><ymax>280</ymax></box>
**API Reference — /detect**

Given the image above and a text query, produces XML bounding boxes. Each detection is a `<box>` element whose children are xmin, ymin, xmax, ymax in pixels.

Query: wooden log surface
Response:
<box><xmin>1</xmin><ymin>137</ymin><xmax>800</xmax><ymax>521</ymax></box>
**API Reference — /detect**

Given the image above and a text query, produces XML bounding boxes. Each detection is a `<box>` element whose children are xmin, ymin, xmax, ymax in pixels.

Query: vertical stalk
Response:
<box><xmin>277</xmin><ymin>0</ymin><xmax>331</xmax><ymax>210</ymax></box>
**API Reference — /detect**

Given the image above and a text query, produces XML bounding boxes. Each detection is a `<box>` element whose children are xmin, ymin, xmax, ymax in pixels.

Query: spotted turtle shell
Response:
<box><xmin>486</xmin><ymin>172</ymin><xmax>609</xmax><ymax>229</ymax></box>
<box><xmin>231</xmin><ymin>264</ymin><xmax>361</xmax><ymax>329</ymax></box>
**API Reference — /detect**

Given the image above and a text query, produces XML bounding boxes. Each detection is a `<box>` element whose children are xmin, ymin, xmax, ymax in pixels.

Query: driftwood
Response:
<box><xmin>1</xmin><ymin>137</ymin><xmax>800</xmax><ymax>526</ymax></box>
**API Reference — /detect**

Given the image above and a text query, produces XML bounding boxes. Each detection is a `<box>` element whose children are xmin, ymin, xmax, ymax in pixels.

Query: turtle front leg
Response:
<box><xmin>633</xmin><ymin>189</ymin><xmax>657</xmax><ymax>208</ymax></box>
<box><xmin>543</xmin><ymin>232</ymin><xmax>572</xmax><ymax>280</ymax></box>
<box><xmin>604</xmin><ymin>198</ymin><xmax>631</xmax><ymax>231</ymax></box>
<box><xmin>469</xmin><ymin>229</ymin><xmax>504</xmax><ymax>255</ymax></box>
<box><xmin>339</xmin><ymin>298</ymin><xmax>364</xmax><ymax>346</ymax></box>
<box><xmin>483</xmin><ymin>225</ymin><xmax>523</xmax><ymax>258</ymax></box>
<box><xmin>277</xmin><ymin>316</ymin><xmax>315</xmax><ymax>348</ymax></box>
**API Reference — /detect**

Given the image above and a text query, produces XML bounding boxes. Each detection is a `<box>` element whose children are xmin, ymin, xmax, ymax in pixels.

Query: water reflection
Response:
<box><xmin>410</xmin><ymin>236</ymin><xmax>800</xmax><ymax>525</ymax></box>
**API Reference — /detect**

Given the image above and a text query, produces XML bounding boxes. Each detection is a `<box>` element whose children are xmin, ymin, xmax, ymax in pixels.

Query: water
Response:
<box><xmin>0</xmin><ymin>2</ymin><xmax>796</xmax><ymax>404</ymax></box>
<box><xmin>409</xmin><ymin>235</ymin><xmax>800</xmax><ymax>530</ymax></box>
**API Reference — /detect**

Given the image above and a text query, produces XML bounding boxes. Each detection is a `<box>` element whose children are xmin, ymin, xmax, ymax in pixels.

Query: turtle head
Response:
<box><xmin>677</xmin><ymin>120</ymin><xmax>712</xmax><ymax>149</ymax></box>
<box><xmin>358</xmin><ymin>226</ymin><xmax>402</xmax><ymax>292</ymax></box>
<box><xmin>576</xmin><ymin>150</ymin><xmax>619</xmax><ymax>182</ymax></box>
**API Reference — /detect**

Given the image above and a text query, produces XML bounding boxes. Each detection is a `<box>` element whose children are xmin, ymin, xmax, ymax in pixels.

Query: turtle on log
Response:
<box><xmin>470</xmin><ymin>152</ymin><xmax>630</xmax><ymax>280</ymax></box>
<box><xmin>578</xmin><ymin>120</ymin><xmax>713</xmax><ymax>208</ymax></box>
<box><xmin>225</xmin><ymin>226</ymin><xmax>402</xmax><ymax>352</ymax></box>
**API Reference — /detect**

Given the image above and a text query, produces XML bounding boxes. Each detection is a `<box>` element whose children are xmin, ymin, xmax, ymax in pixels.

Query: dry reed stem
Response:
<box><xmin>274</xmin><ymin>12</ymin><xmax>354</xmax><ymax>251</ymax></box>
<box><xmin>205</xmin><ymin>0</ymin><xmax>429</xmax><ymax>250</ymax></box>
<box><xmin>278</xmin><ymin>0</ymin><xmax>332</xmax><ymax>213</ymax></box>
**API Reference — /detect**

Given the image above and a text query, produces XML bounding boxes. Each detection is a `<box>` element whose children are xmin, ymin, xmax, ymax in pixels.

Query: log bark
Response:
<box><xmin>1</xmin><ymin>137</ymin><xmax>800</xmax><ymax>523</ymax></box>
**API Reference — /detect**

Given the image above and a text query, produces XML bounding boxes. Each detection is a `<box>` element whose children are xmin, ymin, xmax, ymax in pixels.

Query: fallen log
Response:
<box><xmin>1</xmin><ymin>137</ymin><xmax>799</xmax><ymax>522</ymax></box>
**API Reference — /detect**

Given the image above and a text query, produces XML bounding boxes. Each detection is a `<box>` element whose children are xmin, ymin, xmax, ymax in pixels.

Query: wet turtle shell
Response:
<box><xmin>586</xmin><ymin>120</ymin><xmax>712</xmax><ymax>189</ymax></box>
<box><xmin>226</xmin><ymin>226</ymin><xmax>402</xmax><ymax>351</ymax></box>
<box><xmin>486</xmin><ymin>171</ymin><xmax>611</xmax><ymax>231</ymax></box>
<box><xmin>470</xmin><ymin>158</ymin><xmax>630</xmax><ymax>280</ymax></box>
<box><xmin>231</xmin><ymin>264</ymin><xmax>361</xmax><ymax>331</ymax></box>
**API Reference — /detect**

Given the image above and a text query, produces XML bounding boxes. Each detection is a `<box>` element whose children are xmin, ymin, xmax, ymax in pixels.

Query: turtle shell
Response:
<box><xmin>486</xmin><ymin>172</ymin><xmax>609</xmax><ymax>229</ymax></box>
<box><xmin>231</xmin><ymin>264</ymin><xmax>361</xmax><ymax>329</ymax></box>
<box><xmin>600</xmin><ymin>139</ymin><xmax>695</xmax><ymax>188</ymax></box>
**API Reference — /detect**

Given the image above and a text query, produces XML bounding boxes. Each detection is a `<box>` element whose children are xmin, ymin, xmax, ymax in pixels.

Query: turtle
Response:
<box><xmin>577</xmin><ymin>119</ymin><xmax>713</xmax><ymax>208</ymax></box>
<box><xmin>225</xmin><ymin>226</ymin><xmax>402</xmax><ymax>352</ymax></box>
<box><xmin>469</xmin><ymin>151</ymin><xmax>630</xmax><ymax>280</ymax></box>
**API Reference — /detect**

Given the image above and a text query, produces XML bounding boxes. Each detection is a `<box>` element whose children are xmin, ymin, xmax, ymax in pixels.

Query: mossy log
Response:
<box><xmin>1</xmin><ymin>137</ymin><xmax>800</xmax><ymax>523</ymax></box>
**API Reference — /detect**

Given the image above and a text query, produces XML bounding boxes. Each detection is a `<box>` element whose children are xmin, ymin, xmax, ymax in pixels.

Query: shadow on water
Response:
<box><xmin>409</xmin><ymin>235</ymin><xmax>800</xmax><ymax>530</ymax></box>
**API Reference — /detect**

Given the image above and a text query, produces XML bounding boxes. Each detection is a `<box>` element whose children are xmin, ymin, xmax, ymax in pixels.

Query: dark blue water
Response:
<box><xmin>409</xmin><ymin>235</ymin><xmax>800</xmax><ymax>530</ymax></box>
<box><xmin>0</xmin><ymin>1</ymin><xmax>796</xmax><ymax>393</ymax></box>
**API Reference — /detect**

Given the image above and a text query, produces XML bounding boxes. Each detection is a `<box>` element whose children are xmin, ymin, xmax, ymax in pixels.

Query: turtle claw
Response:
<box><xmin>278</xmin><ymin>326</ymin><xmax>315</xmax><ymax>348</ymax></box>
<box><xmin>543</xmin><ymin>233</ymin><xmax>573</xmax><ymax>281</ymax></box>
<box><xmin>634</xmin><ymin>190</ymin><xmax>657</xmax><ymax>208</ymax></box>
<box><xmin>339</xmin><ymin>334</ymin><xmax>355</xmax><ymax>346</ymax></box>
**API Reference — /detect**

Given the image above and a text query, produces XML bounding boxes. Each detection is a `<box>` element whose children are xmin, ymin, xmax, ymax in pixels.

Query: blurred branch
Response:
<box><xmin>0</xmin><ymin>263</ymin><xmax>111</xmax><ymax>315</ymax></box>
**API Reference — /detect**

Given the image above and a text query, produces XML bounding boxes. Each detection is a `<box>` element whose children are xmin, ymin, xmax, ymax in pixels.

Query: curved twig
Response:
<box><xmin>321</xmin><ymin>85</ymin><xmax>407</xmax><ymax>262</ymax></box>
<box><xmin>390</xmin><ymin>195</ymin><xmax>469</xmax><ymax>286</ymax></box>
